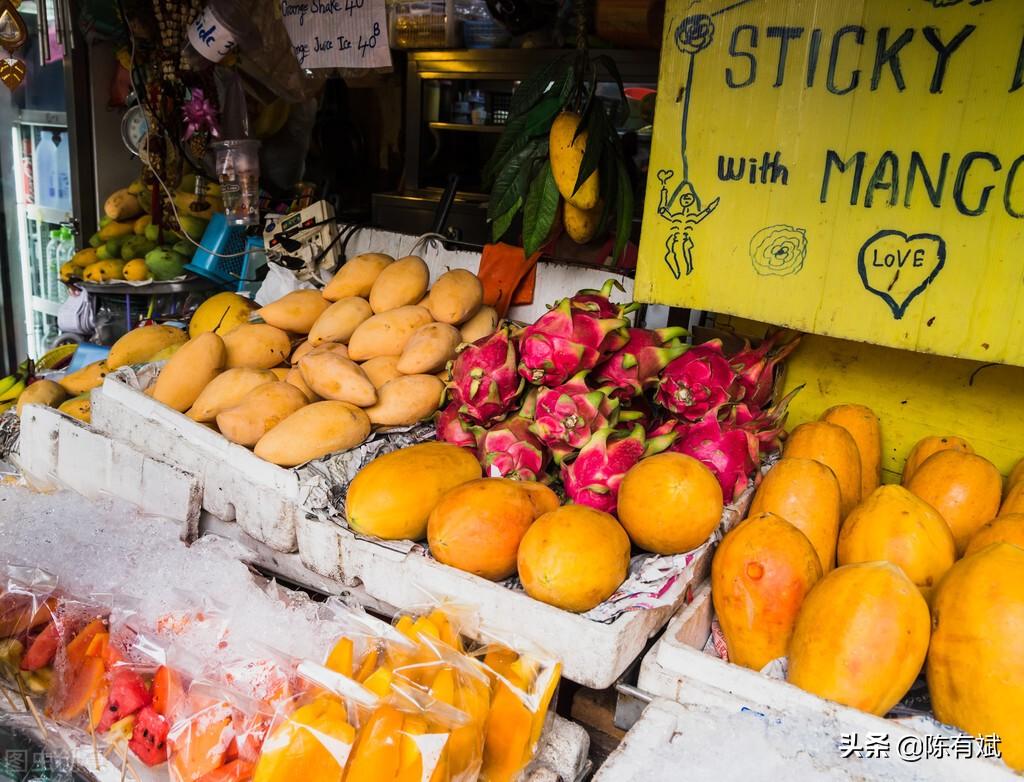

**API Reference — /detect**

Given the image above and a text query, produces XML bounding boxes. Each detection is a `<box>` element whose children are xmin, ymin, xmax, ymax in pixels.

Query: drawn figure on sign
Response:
<box><xmin>749</xmin><ymin>225</ymin><xmax>808</xmax><ymax>277</ymax></box>
<box><xmin>658</xmin><ymin>170</ymin><xmax>719</xmax><ymax>279</ymax></box>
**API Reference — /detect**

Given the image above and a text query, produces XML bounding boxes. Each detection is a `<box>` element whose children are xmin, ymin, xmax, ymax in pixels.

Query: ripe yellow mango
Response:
<box><xmin>397</xmin><ymin>323</ymin><xmax>461</xmax><ymax>375</ymax></box>
<box><xmin>347</xmin><ymin>306</ymin><xmax>433</xmax><ymax>361</ymax></box>
<box><xmin>187</xmin><ymin>368</ymin><xmax>277</xmax><ymax>421</ymax></box>
<box><xmin>59</xmin><ymin>360</ymin><xmax>108</xmax><ymax>395</ymax></box>
<box><xmin>293</xmin><ymin>341</ymin><xmax>348</xmax><ymax>366</ymax></box>
<box><xmin>346</xmin><ymin>442</ymin><xmax>482</xmax><ymax>540</ymax></box>
<box><xmin>285</xmin><ymin>367</ymin><xmax>318</xmax><ymax>401</ymax></box>
<box><xmin>360</xmin><ymin>356</ymin><xmax>402</xmax><ymax>388</ymax></box>
<box><xmin>215</xmin><ymin>382</ymin><xmax>307</xmax><ymax>447</ymax></box>
<box><xmin>427</xmin><ymin>269</ymin><xmax>483</xmax><ymax>325</ymax></box>
<box><xmin>564</xmin><ymin>200</ymin><xmax>601</xmax><ymax>244</ymax></box>
<box><xmin>459</xmin><ymin>306</ymin><xmax>498</xmax><ymax>344</ymax></box>
<box><xmin>364</xmin><ymin>375</ymin><xmax>444</xmax><ymax>426</ymax></box>
<box><xmin>323</xmin><ymin>253</ymin><xmax>394</xmax><ymax>301</ymax></box>
<box><xmin>257</xmin><ymin>290</ymin><xmax>330</xmax><ymax>334</ymax></box>
<box><xmin>270</xmin><ymin>367</ymin><xmax>289</xmax><ymax>380</ymax></box>
<box><xmin>17</xmin><ymin>380</ymin><xmax>67</xmax><ymax>415</ymax></box>
<box><xmin>368</xmin><ymin>256</ymin><xmax>429</xmax><ymax>314</ymax></box>
<box><xmin>254</xmin><ymin>401</ymin><xmax>371</xmax><ymax>467</ymax></box>
<box><xmin>549</xmin><ymin>112</ymin><xmax>599</xmax><ymax>210</ymax></box>
<box><xmin>223</xmin><ymin>324</ymin><xmax>292</xmax><ymax>369</ymax></box>
<box><xmin>299</xmin><ymin>352</ymin><xmax>377</xmax><ymax>407</ymax></box>
<box><xmin>108</xmin><ymin>325</ymin><xmax>188</xmax><ymax>369</ymax></box>
<box><xmin>151</xmin><ymin>333</ymin><xmax>227</xmax><ymax>412</ymax></box>
<box><xmin>308</xmin><ymin>297</ymin><xmax>374</xmax><ymax>346</ymax></box>
<box><xmin>189</xmin><ymin>292</ymin><xmax>254</xmax><ymax>338</ymax></box>
<box><xmin>58</xmin><ymin>394</ymin><xmax>91</xmax><ymax>424</ymax></box>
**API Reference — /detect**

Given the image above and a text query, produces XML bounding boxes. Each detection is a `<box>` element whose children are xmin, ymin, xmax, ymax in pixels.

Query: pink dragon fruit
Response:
<box><xmin>449</xmin><ymin>326</ymin><xmax>523</xmax><ymax>423</ymax></box>
<box><xmin>568</xmin><ymin>279</ymin><xmax>638</xmax><ymax>319</ymax></box>
<box><xmin>561</xmin><ymin>425</ymin><xmax>676</xmax><ymax>514</ymax></box>
<box><xmin>655</xmin><ymin>340</ymin><xmax>738</xmax><ymax>421</ymax></box>
<box><xmin>675</xmin><ymin>415</ymin><xmax>760</xmax><ymax>504</ymax></box>
<box><xmin>729</xmin><ymin>331</ymin><xmax>801</xmax><ymax>409</ymax></box>
<box><xmin>725</xmin><ymin>384</ymin><xmax>801</xmax><ymax>454</ymax></box>
<box><xmin>478</xmin><ymin>415</ymin><xmax>550</xmax><ymax>481</ymax></box>
<box><xmin>529</xmin><ymin>372</ymin><xmax>617</xmax><ymax>462</ymax></box>
<box><xmin>435</xmin><ymin>402</ymin><xmax>481</xmax><ymax>449</ymax></box>
<box><xmin>517</xmin><ymin>297</ymin><xmax>629</xmax><ymax>386</ymax></box>
<box><xmin>593</xmin><ymin>327</ymin><xmax>688</xmax><ymax>399</ymax></box>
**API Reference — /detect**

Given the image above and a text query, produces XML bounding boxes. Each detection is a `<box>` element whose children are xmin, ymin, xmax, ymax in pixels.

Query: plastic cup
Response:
<box><xmin>212</xmin><ymin>139</ymin><xmax>261</xmax><ymax>226</ymax></box>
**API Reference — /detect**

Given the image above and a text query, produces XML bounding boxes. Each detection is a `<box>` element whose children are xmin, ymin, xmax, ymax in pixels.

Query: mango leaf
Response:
<box><xmin>594</xmin><ymin>54</ymin><xmax>630</xmax><ymax>125</ymax></box>
<box><xmin>573</xmin><ymin>61</ymin><xmax>599</xmax><ymax>143</ymax></box>
<box><xmin>511</xmin><ymin>56</ymin><xmax>571</xmax><ymax>115</ymax></box>
<box><xmin>524</xmin><ymin>95</ymin><xmax>565</xmax><ymax>137</ymax></box>
<box><xmin>613</xmin><ymin>158</ymin><xmax>634</xmax><ymax>263</ymax></box>
<box><xmin>492</xmin><ymin>198</ymin><xmax>522</xmax><ymax>243</ymax></box>
<box><xmin>596</xmin><ymin>151</ymin><xmax>618</xmax><ymax>239</ymax></box>
<box><xmin>484</xmin><ymin>113</ymin><xmax>528</xmax><ymax>187</ymax></box>
<box><xmin>571</xmin><ymin>105</ymin><xmax>607</xmax><ymax>198</ymax></box>
<box><xmin>522</xmin><ymin>160</ymin><xmax>560</xmax><ymax>256</ymax></box>
<box><xmin>488</xmin><ymin>140</ymin><xmax>540</xmax><ymax>222</ymax></box>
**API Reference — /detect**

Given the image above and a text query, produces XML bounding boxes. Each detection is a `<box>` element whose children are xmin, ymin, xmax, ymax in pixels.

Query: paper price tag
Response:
<box><xmin>280</xmin><ymin>0</ymin><xmax>392</xmax><ymax>69</ymax></box>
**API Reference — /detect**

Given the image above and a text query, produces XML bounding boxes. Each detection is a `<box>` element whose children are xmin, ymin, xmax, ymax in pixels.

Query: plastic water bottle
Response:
<box><xmin>54</xmin><ymin>132</ymin><xmax>72</xmax><ymax>212</ymax></box>
<box><xmin>56</xmin><ymin>227</ymin><xmax>74</xmax><ymax>300</ymax></box>
<box><xmin>45</xmin><ymin>229</ymin><xmax>61</xmax><ymax>299</ymax></box>
<box><xmin>34</xmin><ymin>133</ymin><xmax>58</xmax><ymax>210</ymax></box>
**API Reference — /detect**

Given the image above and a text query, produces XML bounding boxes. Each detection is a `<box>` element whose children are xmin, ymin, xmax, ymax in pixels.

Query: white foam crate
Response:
<box><xmin>633</xmin><ymin>581</ymin><xmax>1015</xmax><ymax>781</ymax></box>
<box><xmin>16</xmin><ymin>403</ymin><xmax>202</xmax><ymax>532</ymax></box>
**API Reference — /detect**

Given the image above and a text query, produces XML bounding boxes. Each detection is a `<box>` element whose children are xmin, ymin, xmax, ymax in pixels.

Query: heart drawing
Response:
<box><xmin>857</xmin><ymin>230</ymin><xmax>946</xmax><ymax>320</ymax></box>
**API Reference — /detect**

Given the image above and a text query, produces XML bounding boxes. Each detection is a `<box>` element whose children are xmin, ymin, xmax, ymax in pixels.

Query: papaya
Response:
<box><xmin>820</xmin><ymin>404</ymin><xmax>881</xmax><ymax>499</ymax></box>
<box><xmin>253</xmin><ymin>401</ymin><xmax>370</xmax><ymax>467</ymax></box>
<box><xmin>222</xmin><ymin>324</ymin><xmax>292</xmax><ymax>369</ymax></box>
<box><xmin>549</xmin><ymin>112</ymin><xmax>599</xmax><ymax>209</ymax></box>
<box><xmin>257</xmin><ymin>290</ymin><xmax>329</xmax><ymax>334</ymax></box>
<box><xmin>711</xmin><ymin>512</ymin><xmax>822</xmax><ymax>671</ymax></box>
<box><xmin>360</xmin><ymin>356</ymin><xmax>402</xmax><ymax>389</ymax></box>
<box><xmin>427</xmin><ymin>269</ymin><xmax>483</xmax><ymax>325</ymax></box>
<box><xmin>459</xmin><ymin>305</ymin><xmax>499</xmax><ymax>344</ymax></box>
<box><xmin>322</xmin><ymin>253</ymin><xmax>394</xmax><ymax>301</ymax></box>
<box><xmin>837</xmin><ymin>485</ymin><xmax>955</xmax><ymax>595</ymax></box>
<box><xmin>346</xmin><ymin>442</ymin><xmax>481</xmax><ymax>540</ymax></box>
<box><xmin>428</xmin><ymin>478</ymin><xmax>539</xmax><ymax>581</ymax></box>
<box><xmin>17</xmin><ymin>380</ymin><xmax>67</xmax><ymax>416</ymax></box>
<box><xmin>397</xmin><ymin>322</ymin><xmax>461</xmax><ymax>375</ymax></box>
<box><xmin>186</xmin><ymin>368</ymin><xmax>276</xmax><ymax>422</ymax></box>
<box><xmin>787</xmin><ymin>561</ymin><xmax>930</xmax><ymax>716</ymax></box>
<box><xmin>518</xmin><ymin>481</ymin><xmax>560</xmax><ymax>518</ymax></box>
<box><xmin>1001</xmin><ymin>481</ymin><xmax>1024</xmax><ymax>516</ymax></box>
<box><xmin>963</xmin><ymin>513</ymin><xmax>1024</xmax><ymax>557</ymax></box>
<box><xmin>189</xmin><ymin>292</ymin><xmax>254</xmax><ymax>338</ymax></box>
<box><xmin>517</xmin><ymin>505</ymin><xmax>630</xmax><ymax>612</ymax></box>
<box><xmin>59</xmin><ymin>360</ymin><xmax>108</xmax><ymax>395</ymax></box>
<box><xmin>152</xmin><ymin>333</ymin><xmax>227</xmax><ymax>412</ymax></box>
<box><xmin>783</xmin><ymin>421</ymin><xmax>862</xmax><ymax>517</ymax></box>
<box><xmin>368</xmin><ymin>256</ymin><xmax>429</xmax><ymax>314</ymax></box>
<box><xmin>907</xmin><ymin>450</ymin><xmax>1001</xmax><ymax>555</ymax></box>
<box><xmin>901</xmin><ymin>435</ymin><xmax>974</xmax><ymax>486</ymax></box>
<box><xmin>928</xmin><ymin>543</ymin><xmax>1024</xmax><ymax>771</ymax></box>
<box><xmin>307</xmin><ymin>296</ymin><xmax>373</xmax><ymax>346</ymax></box>
<box><xmin>363</xmin><ymin>374</ymin><xmax>444</xmax><ymax>426</ymax></box>
<box><xmin>299</xmin><ymin>352</ymin><xmax>376</xmax><ymax>407</ymax></box>
<box><xmin>252</xmin><ymin>697</ymin><xmax>354</xmax><ymax>782</ymax></box>
<box><xmin>347</xmin><ymin>306</ymin><xmax>434</xmax><ymax>361</ymax></box>
<box><xmin>107</xmin><ymin>324</ymin><xmax>187</xmax><ymax>369</ymax></box>
<box><xmin>344</xmin><ymin>706</ymin><xmax>403</xmax><ymax>782</ymax></box>
<box><xmin>749</xmin><ymin>457</ymin><xmax>842</xmax><ymax>573</ymax></box>
<box><xmin>215</xmin><ymin>382</ymin><xmax>307</xmax><ymax>447</ymax></box>
<box><xmin>617</xmin><ymin>452</ymin><xmax>724</xmax><ymax>554</ymax></box>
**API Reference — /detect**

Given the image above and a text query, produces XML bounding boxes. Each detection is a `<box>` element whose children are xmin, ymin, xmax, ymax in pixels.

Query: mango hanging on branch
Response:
<box><xmin>549</xmin><ymin>112</ymin><xmax>600</xmax><ymax>210</ymax></box>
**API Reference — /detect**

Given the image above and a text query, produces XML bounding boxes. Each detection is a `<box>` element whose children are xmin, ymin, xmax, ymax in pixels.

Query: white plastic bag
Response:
<box><xmin>254</xmin><ymin>262</ymin><xmax>316</xmax><ymax>306</ymax></box>
<box><xmin>56</xmin><ymin>287</ymin><xmax>94</xmax><ymax>335</ymax></box>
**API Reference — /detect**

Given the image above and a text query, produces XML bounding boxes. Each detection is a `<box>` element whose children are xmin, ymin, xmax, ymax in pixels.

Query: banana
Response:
<box><xmin>35</xmin><ymin>344</ymin><xmax>77</xmax><ymax>372</ymax></box>
<box><xmin>0</xmin><ymin>374</ymin><xmax>16</xmax><ymax>396</ymax></box>
<box><xmin>0</xmin><ymin>378</ymin><xmax>26</xmax><ymax>403</ymax></box>
<box><xmin>0</xmin><ymin>400</ymin><xmax>15</xmax><ymax>415</ymax></box>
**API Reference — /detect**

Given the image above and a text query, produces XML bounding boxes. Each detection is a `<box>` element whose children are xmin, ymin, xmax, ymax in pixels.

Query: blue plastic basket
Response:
<box><xmin>185</xmin><ymin>213</ymin><xmax>249</xmax><ymax>288</ymax></box>
<box><xmin>238</xmin><ymin>237</ymin><xmax>267</xmax><ymax>296</ymax></box>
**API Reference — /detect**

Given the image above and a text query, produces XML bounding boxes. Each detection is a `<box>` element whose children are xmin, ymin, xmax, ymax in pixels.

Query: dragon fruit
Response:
<box><xmin>568</xmin><ymin>279</ymin><xmax>638</xmax><ymax>319</ymax></box>
<box><xmin>730</xmin><ymin>331</ymin><xmax>801</xmax><ymax>409</ymax></box>
<box><xmin>530</xmin><ymin>372</ymin><xmax>618</xmax><ymax>461</ymax></box>
<box><xmin>675</xmin><ymin>415</ymin><xmax>760</xmax><ymax>504</ymax></box>
<box><xmin>655</xmin><ymin>340</ymin><xmax>738</xmax><ymax>421</ymax></box>
<box><xmin>478</xmin><ymin>414</ymin><xmax>550</xmax><ymax>481</ymax></box>
<box><xmin>593</xmin><ymin>327</ymin><xmax>688</xmax><ymax>399</ymax></box>
<box><xmin>561</xmin><ymin>425</ymin><xmax>676</xmax><ymax>514</ymax></box>
<box><xmin>517</xmin><ymin>298</ymin><xmax>629</xmax><ymax>386</ymax></box>
<box><xmin>435</xmin><ymin>402</ymin><xmax>481</xmax><ymax>449</ymax></box>
<box><xmin>449</xmin><ymin>327</ymin><xmax>523</xmax><ymax>423</ymax></box>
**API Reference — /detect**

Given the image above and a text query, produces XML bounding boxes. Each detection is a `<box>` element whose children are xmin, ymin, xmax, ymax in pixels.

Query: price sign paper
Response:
<box><xmin>281</xmin><ymin>0</ymin><xmax>391</xmax><ymax>69</ymax></box>
<box><xmin>637</xmin><ymin>0</ymin><xmax>1024</xmax><ymax>367</ymax></box>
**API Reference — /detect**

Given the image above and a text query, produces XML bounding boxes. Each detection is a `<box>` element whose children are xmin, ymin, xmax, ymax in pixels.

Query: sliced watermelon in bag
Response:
<box><xmin>130</xmin><ymin>706</ymin><xmax>170</xmax><ymax>766</ymax></box>
<box><xmin>97</xmin><ymin>669</ymin><xmax>152</xmax><ymax>732</ymax></box>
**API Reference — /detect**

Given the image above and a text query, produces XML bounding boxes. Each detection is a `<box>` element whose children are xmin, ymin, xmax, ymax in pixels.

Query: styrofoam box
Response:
<box><xmin>634</xmin><ymin>581</ymin><xmax>1015</xmax><ymax>780</ymax></box>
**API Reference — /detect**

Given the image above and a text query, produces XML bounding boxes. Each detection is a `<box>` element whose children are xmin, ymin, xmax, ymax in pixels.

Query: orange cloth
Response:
<box><xmin>476</xmin><ymin>243</ymin><xmax>540</xmax><ymax>318</ymax></box>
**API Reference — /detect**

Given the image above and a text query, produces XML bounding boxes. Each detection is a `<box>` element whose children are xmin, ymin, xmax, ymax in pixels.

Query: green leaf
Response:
<box><xmin>594</xmin><ymin>54</ymin><xmax>630</xmax><ymax>125</ymax></box>
<box><xmin>571</xmin><ymin>106</ymin><xmax>607</xmax><ymax>198</ymax></box>
<box><xmin>613</xmin><ymin>158</ymin><xmax>634</xmax><ymax>263</ymax></box>
<box><xmin>511</xmin><ymin>56</ymin><xmax>571</xmax><ymax>115</ymax></box>
<box><xmin>484</xmin><ymin>113</ymin><xmax>528</xmax><ymax>187</ymax></box>
<box><xmin>488</xmin><ymin>141</ymin><xmax>539</xmax><ymax>222</ymax></box>
<box><xmin>595</xmin><ymin>152</ymin><xmax>617</xmax><ymax>238</ymax></box>
<box><xmin>522</xmin><ymin>160</ymin><xmax>560</xmax><ymax>256</ymax></box>
<box><xmin>524</xmin><ymin>95</ymin><xmax>564</xmax><ymax>137</ymax></box>
<box><xmin>492</xmin><ymin>198</ymin><xmax>522</xmax><ymax>243</ymax></box>
<box><xmin>573</xmin><ymin>61</ymin><xmax>599</xmax><ymax>143</ymax></box>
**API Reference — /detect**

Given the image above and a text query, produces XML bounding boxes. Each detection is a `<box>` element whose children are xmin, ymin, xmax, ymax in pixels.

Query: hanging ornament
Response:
<box><xmin>0</xmin><ymin>0</ymin><xmax>28</xmax><ymax>52</ymax></box>
<box><xmin>182</xmin><ymin>88</ymin><xmax>221</xmax><ymax>141</ymax></box>
<box><xmin>0</xmin><ymin>55</ymin><xmax>24</xmax><ymax>89</ymax></box>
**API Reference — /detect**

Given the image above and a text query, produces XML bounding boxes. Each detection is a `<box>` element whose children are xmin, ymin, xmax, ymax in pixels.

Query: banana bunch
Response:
<box><xmin>0</xmin><ymin>345</ymin><xmax>75</xmax><ymax>414</ymax></box>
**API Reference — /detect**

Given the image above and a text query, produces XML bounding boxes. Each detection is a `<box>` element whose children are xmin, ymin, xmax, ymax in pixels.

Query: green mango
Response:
<box><xmin>177</xmin><ymin>215</ymin><xmax>209</xmax><ymax>242</ymax></box>
<box><xmin>120</xmin><ymin>237</ymin><xmax>157</xmax><ymax>262</ymax></box>
<box><xmin>172</xmin><ymin>240</ymin><xmax>196</xmax><ymax>259</ymax></box>
<box><xmin>144</xmin><ymin>248</ymin><xmax>186</xmax><ymax>281</ymax></box>
<box><xmin>96</xmin><ymin>244</ymin><xmax>112</xmax><ymax>260</ymax></box>
<box><xmin>103</xmin><ymin>236</ymin><xmax>128</xmax><ymax>258</ymax></box>
<box><xmin>99</xmin><ymin>216</ymin><xmax>113</xmax><ymax>227</ymax></box>
<box><xmin>144</xmin><ymin>223</ymin><xmax>161</xmax><ymax>243</ymax></box>
<box><xmin>88</xmin><ymin>232</ymin><xmax>103</xmax><ymax>248</ymax></box>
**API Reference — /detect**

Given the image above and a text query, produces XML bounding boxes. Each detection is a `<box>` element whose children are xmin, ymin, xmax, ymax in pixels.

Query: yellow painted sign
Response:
<box><xmin>636</xmin><ymin>0</ymin><xmax>1024</xmax><ymax>367</ymax></box>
